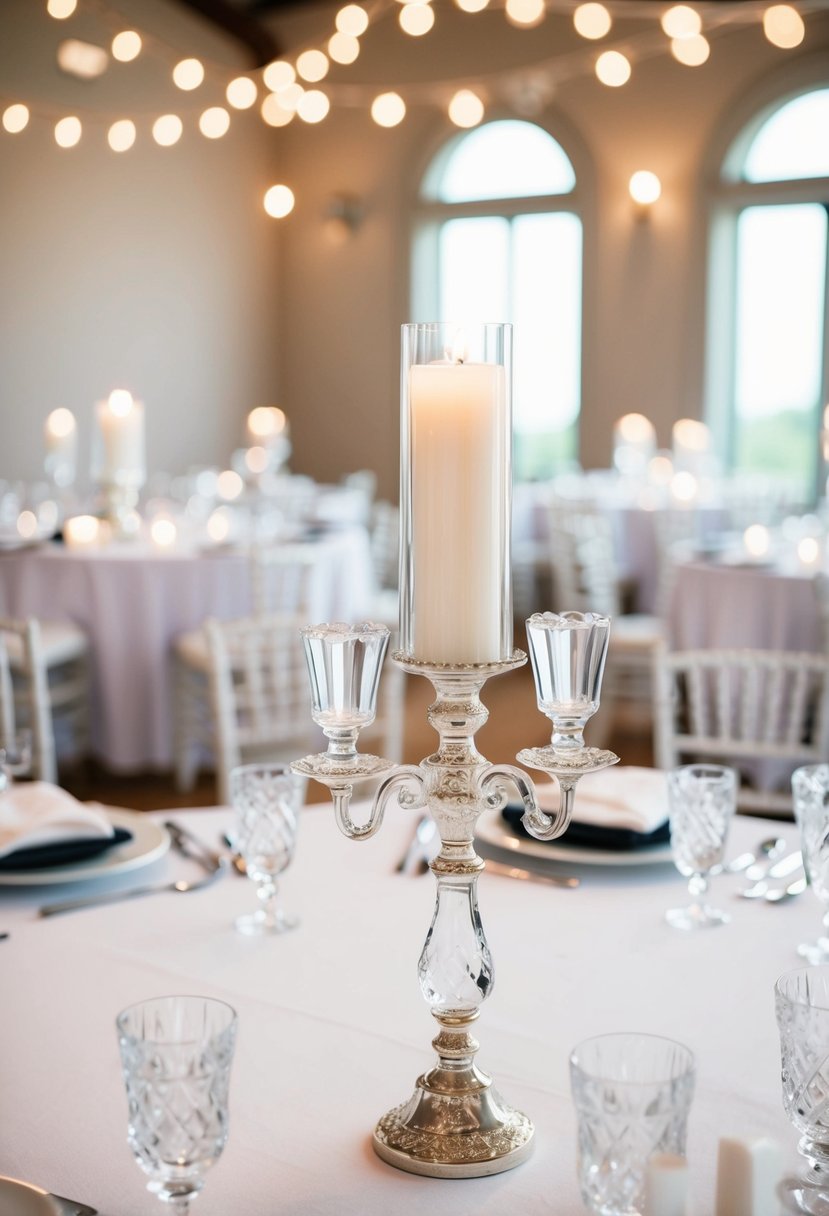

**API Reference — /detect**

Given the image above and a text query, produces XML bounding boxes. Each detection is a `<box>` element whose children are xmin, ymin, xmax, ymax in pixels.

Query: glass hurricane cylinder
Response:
<box><xmin>399</xmin><ymin>322</ymin><xmax>512</xmax><ymax>665</ymax></box>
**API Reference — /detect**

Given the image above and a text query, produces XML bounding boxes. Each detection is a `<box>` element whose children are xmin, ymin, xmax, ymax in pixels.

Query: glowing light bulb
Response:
<box><xmin>264</xmin><ymin>184</ymin><xmax>295</xmax><ymax>218</ymax></box>
<box><xmin>629</xmin><ymin>170</ymin><xmax>661</xmax><ymax>205</ymax></box>
<box><xmin>199</xmin><ymin>107</ymin><xmax>230</xmax><ymax>139</ymax></box>
<box><xmin>371</xmin><ymin>92</ymin><xmax>406</xmax><ymax>127</ymax></box>
<box><xmin>763</xmin><ymin>4</ymin><xmax>805</xmax><ymax>48</ymax></box>
<box><xmin>2</xmin><ymin>104</ymin><xmax>29</xmax><ymax>134</ymax></box>
<box><xmin>261</xmin><ymin>94</ymin><xmax>295</xmax><ymax>127</ymax></box>
<box><xmin>226</xmin><ymin>77</ymin><xmax>258</xmax><ymax>109</ymax></box>
<box><xmin>296</xmin><ymin>90</ymin><xmax>330</xmax><ymax>123</ymax></box>
<box><xmin>173</xmin><ymin>58</ymin><xmax>204</xmax><ymax>91</ymax></box>
<box><xmin>448</xmin><ymin>89</ymin><xmax>484</xmax><ymax>127</ymax></box>
<box><xmin>505</xmin><ymin>0</ymin><xmax>545</xmax><ymax>27</ymax></box>
<box><xmin>111</xmin><ymin>30</ymin><xmax>141</xmax><ymax>61</ymax></box>
<box><xmin>660</xmin><ymin>4</ymin><xmax>701</xmax><ymax>37</ymax></box>
<box><xmin>573</xmin><ymin>2</ymin><xmax>610</xmax><ymax>38</ymax></box>
<box><xmin>336</xmin><ymin>4</ymin><xmax>369</xmax><ymax>35</ymax></box>
<box><xmin>296</xmin><ymin>50</ymin><xmax>329</xmax><ymax>82</ymax></box>
<box><xmin>328</xmin><ymin>32</ymin><xmax>360</xmax><ymax>64</ymax></box>
<box><xmin>107</xmin><ymin>119</ymin><xmax>136</xmax><ymax>152</ymax></box>
<box><xmin>153</xmin><ymin>114</ymin><xmax>183</xmax><ymax>146</ymax></box>
<box><xmin>263</xmin><ymin>60</ymin><xmax>295</xmax><ymax>91</ymax></box>
<box><xmin>48</xmin><ymin>0</ymin><xmax>77</xmax><ymax>18</ymax></box>
<box><xmin>54</xmin><ymin>116</ymin><xmax>82</xmax><ymax>147</ymax></box>
<box><xmin>671</xmin><ymin>34</ymin><xmax>709</xmax><ymax>64</ymax></box>
<box><xmin>399</xmin><ymin>4</ymin><xmax>435</xmax><ymax>35</ymax></box>
<box><xmin>596</xmin><ymin>50</ymin><xmax>631</xmax><ymax>86</ymax></box>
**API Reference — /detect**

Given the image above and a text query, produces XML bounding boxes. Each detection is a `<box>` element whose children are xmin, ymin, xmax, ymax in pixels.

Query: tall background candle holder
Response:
<box><xmin>293</xmin><ymin>323</ymin><xmax>619</xmax><ymax>1178</ymax></box>
<box><xmin>91</xmin><ymin>389</ymin><xmax>146</xmax><ymax>540</ymax></box>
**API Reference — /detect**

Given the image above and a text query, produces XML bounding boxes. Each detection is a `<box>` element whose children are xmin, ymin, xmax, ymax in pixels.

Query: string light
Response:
<box><xmin>47</xmin><ymin>0</ymin><xmax>77</xmax><ymax>18</ymax></box>
<box><xmin>595</xmin><ymin>49</ymin><xmax>630</xmax><ymax>86</ymax></box>
<box><xmin>573</xmin><ymin>3</ymin><xmax>611</xmax><ymax>39</ymax></box>
<box><xmin>455</xmin><ymin>0</ymin><xmax>490</xmax><ymax>11</ymax></box>
<box><xmin>2</xmin><ymin>104</ymin><xmax>29</xmax><ymax>134</ymax></box>
<box><xmin>261</xmin><ymin>93</ymin><xmax>295</xmax><ymax>126</ymax></box>
<box><xmin>111</xmin><ymin>31</ymin><xmax>141</xmax><ymax>62</ymax></box>
<box><xmin>262</xmin><ymin>60</ymin><xmax>295</xmax><ymax>91</ymax></box>
<box><xmin>57</xmin><ymin>39</ymin><xmax>108</xmax><ymax>79</ymax></box>
<box><xmin>763</xmin><ymin>4</ymin><xmax>805</xmax><ymax>48</ymax></box>
<box><xmin>671</xmin><ymin>34</ymin><xmax>710</xmax><ymax>64</ymax></box>
<box><xmin>226</xmin><ymin>77</ymin><xmax>258</xmax><ymax>109</ymax></box>
<box><xmin>199</xmin><ymin>106</ymin><xmax>230</xmax><ymax>138</ymax></box>
<box><xmin>275</xmin><ymin>83</ymin><xmax>304</xmax><ymax>111</ymax></box>
<box><xmin>371</xmin><ymin>92</ymin><xmax>406</xmax><ymax>126</ymax></box>
<box><xmin>505</xmin><ymin>0</ymin><xmax>545</xmax><ymax>29</ymax></box>
<box><xmin>152</xmin><ymin>114</ymin><xmax>183</xmax><ymax>146</ymax></box>
<box><xmin>54</xmin><ymin>116</ymin><xmax>82</xmax><ymax>147</ymax></box>
<box><xmin>336</xmin><ymin>5</ymin><xmax>369</xmax><ymax>35</ymax></box>
<box><xmin>296</xmin><ymin>49</ymin><xmax>329</xmax><ymax>82</ymax></box>
<box><xmin>107</xmin><ymin>118</ymin><xmax>136</xmax><ymax>151</ymax></box>
<box><xmin>660</xmin><ymin>5</ymin><xmax>701</xmax><ymax>38</ymax></box>
<box><xmin>296</xmin><ymin>90</ymin><xmax>330</xmax><ymax>123</ymax></box>
<box><xmin>264</xmin><ymin>184</ymin><xmax>295</xmax><ymax>218</ymax></box>
<box><xmin>399</xmin><ymin>5</ymin><xmax>435</xmax><ymax>36</ymax></box>
<box><xmin>172</xmin><ymin>58</ymin><xmax>204</xmax><ymax>91</ymax></box>
<box><xmin>448</xmin><ymin>89</ymin><xmax>484</xmax><ymax>127</ymax></box>
<box><xmin>328</xmin><ymin>33</ymin><xmax>360</xmax><ymax>65</ymax></box>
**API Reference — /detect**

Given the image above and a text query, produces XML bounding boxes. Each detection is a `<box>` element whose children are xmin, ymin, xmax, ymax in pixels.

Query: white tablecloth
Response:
<box><xmin>0</xmin><ymin>804</ymin><xmax>812</xmax><ymax>1213</ymax></box>
<box><xmin>668</xmin><ymin>558</ymin><xmax>822</xmax><ymax>652</ymax></box>
<box><xmin>0</xmin><ymin>529</ymin><xmax>374</xmax><ymax>770</ymax></box>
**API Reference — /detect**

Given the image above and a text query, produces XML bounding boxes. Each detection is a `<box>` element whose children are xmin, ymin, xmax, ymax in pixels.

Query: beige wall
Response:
<box><xmin>1</xmin><ymin>2</ymin><xmax>827</xmax><ymax>500</ymax></box>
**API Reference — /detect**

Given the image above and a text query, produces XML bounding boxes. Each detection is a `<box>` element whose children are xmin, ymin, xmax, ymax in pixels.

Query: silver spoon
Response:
<box><xmin>737</xmin><ymin>836</ymin><xmax>786</xmax><ymax>880</ymax></box>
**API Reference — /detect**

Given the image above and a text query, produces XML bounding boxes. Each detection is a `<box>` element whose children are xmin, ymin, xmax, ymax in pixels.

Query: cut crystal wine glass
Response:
<box><xmin>666</xmin><ymin>763</ymin><xmax>736</xmax><ymax>930</ymax></box>
<box><xmin>116</xmin><ymin>995</ymin><xmax>237</xmax><ymax>1214</ymax></box>
<box><xmin>776</xmin><ymin>966</ymin><xmax>829</xmax><ymax>1214</ymax></box>
<box><xmin>230</xmin><ymin>762</ymin><xmax>303</xmax><ymax>935</ymax></box>
<box><xmin>793</xmin><ymin>765</ymin><xmax>829</xmax><ymax>965</ymax></box>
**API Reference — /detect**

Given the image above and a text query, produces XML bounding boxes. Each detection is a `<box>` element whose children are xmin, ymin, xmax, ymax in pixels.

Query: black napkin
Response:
<box><xmin>502</xmin><ymin>804</ymin><xmax>669</xmax><ymax>852</ymax></box>
<box><xmin>0</xmin><ymin>827</ymin><xmax>133</xmax><ymax>872</ymax></box>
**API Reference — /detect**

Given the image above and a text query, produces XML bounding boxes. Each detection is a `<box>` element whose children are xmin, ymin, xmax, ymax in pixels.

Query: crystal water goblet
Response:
<box><xmin>570</xmin><ymin>1032</ymin><xmax>696</xmax><ymax>1216</ymax></box>
<box><xmin>525</xmin><ymin>611</ymin><xmax>610</xmax><ymax>753</ymax></box>
<box><xmin>776</xmin><ymin>966</ymin><xmax>829</xmax><ymax>1214</ymax></box>
<box><xmin>666</xmin><ymin>763</ymin><xmax>736</xmax><ymax>930</ymax></box>
<box><xmin>230</xmin><ymin>762</ymin><xmax>303</xmax><ymax>935</ymax></box>
<box><xmin>793</xmin><ymin>765</ymin><xmax>829</xmax><ymax>965</ymax></box>
<box><xmin>116</xmin><ymin>995</ymin><xmax>237</xmax><ymax>1213</ymax></box>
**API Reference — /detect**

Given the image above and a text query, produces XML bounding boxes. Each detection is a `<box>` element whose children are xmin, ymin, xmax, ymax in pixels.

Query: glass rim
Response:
<box><xmin>775</xmin><ymin>964</ymin><xmax>829</xmax><ymax>1008</ymax></box>
<box><xmin>401</xmin><ymin>320</ymin><xmax>512</xmax><ymax>333</ymax></box>
<box><xmin>300</xmin><ymin>620</ymin><xmax>390</xmax><ymax>641</ymax></box>
<box><xmin>116</xmin><ymin>993</ymin><xmax>238</xmax><ymax>1043</ymax></box>
<box><xmin>792</xmin><ymin>763</ymin><xmax>829</xmax><ymax>785</ymax></box>
<box><xmin>527</xmin><ymin>610</ymin><xmax>610</xmax><ymax>631</ymax></box>
<box><xmin>569</xmin><ymin>1031</ymin><xmax>695</xmax><ymax>1082</ymax></box>
<box><xmin>668</xmin><ymin>763</ymin><xmax>737</xmax><ymax>782</ymax></box>
<box><xmin>229</xmin><ymin>762</ymin><xmax>302</xmax><ymax>782</ymax></box>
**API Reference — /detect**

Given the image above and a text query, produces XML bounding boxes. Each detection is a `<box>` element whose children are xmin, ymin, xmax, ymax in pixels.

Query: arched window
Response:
<box><xmin>707</xmin><ymin>86</ymin><xmax>829</xmax><ymax>499</ymax></box>
<box><xmin>412</xmin><ymin>119</ymin><xmax>583</xmax><ymax>481</ymax></box>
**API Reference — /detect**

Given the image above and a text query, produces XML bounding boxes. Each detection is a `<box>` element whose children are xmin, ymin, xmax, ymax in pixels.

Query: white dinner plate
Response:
<box><xmin>0</xmin><ymin>808</ymin><xmax>170</xmax><ymax>887</ymax></box>
<box><xmin>475</xmin><ymin>805</ymin><xmax>674</xmax><ymax>868</ymax></box>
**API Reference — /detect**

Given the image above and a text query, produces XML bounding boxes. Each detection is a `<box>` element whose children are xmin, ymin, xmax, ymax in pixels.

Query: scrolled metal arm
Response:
<box><xmin>480</xmin><ymin>763</ymin><xmax>573</xmax><ymax>843</ymax></box>
<box><xmin>332</xmin><ymin>765</ymin><xmax>427</xmax><ymax>841</ymax></box>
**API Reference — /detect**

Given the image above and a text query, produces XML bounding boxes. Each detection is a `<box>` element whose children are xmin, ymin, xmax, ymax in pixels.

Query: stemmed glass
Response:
<box><xmin>793</xmin><ymin>765</ymin><xmax>829</xmax><ymax>964</ymax></box>
<box><xmin>116</xmin><ymin>995</ymin><xmax>237</xmax><ymax>1213</ymax></box>
<box><xmin>230</xmin><ymin>762</ymin><xmax>304</xmax><ymax>935</ymax></box>
<box><xmin>776</xmin><ymin>966</ymin><xmax>829</xmax><ymax>1214</ymax></box>
<box><xmin>666</xmin><ymin>763</ymin><xmax>737</xmax><ymax>930</ymax></box>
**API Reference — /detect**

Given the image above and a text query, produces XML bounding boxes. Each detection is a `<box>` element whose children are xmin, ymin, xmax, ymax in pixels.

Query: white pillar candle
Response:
<box><xmin>96</xmin><ymin>390</ymin><xmax>146</xmax><ymax>484</ymax></box>
<box><xmin>410</xmin><ymin>358</ymin><xmax>507</xmax><ymax>664</ymax></box>
<box><xmin>715</xmin><ymin>1136</ymin><xmax>782</xmax><ymax>1216</ymax></box>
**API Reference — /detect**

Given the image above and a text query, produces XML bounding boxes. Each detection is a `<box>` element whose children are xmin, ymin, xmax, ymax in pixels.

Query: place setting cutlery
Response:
<box><xmin>38</xmin><ymin>820</ymin><xmax>227</xmax><ymax>918</ymax></box>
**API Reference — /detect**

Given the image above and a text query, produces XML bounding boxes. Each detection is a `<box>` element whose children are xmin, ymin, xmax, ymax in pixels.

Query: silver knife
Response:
<box><xmin>484</xmin><ymin>858</ymin><xmax>579</xmax><ymax>889</ymax></box>
<box><xmin>50</xmin><ymin>1194</ymin><xmax>97</xmax><ymax>1215</ymax></box>
<box><xmin>163</xmin><ymin>821</ymin><xmax>224</xmax><ymax>872</ymax></box>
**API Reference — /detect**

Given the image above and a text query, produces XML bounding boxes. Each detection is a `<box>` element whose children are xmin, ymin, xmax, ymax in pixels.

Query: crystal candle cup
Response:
<box><xmin>525</xmin><ymin>611</ymin><xmax>610</xmax><ymax>752</ymax></box>
<box><xmin>570</xmin><ymin>1032</ymin><xmax>696</xmax><ymax>1216</ymax></box>
<box><xmin>301</xmin><ymin>621</ymin><xmax>389</xmax><ymax>759</ymax></box>
<box><xmin>399</xmin><ymin>322</ymin><xmax>513</xmax><ymax>665</ymax></box>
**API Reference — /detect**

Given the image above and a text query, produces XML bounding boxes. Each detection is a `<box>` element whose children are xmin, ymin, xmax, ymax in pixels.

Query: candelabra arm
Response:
<box><xmin>331</xmin><ymin>764</ymin><xmax>428</xmax><ymax>841</ymax></box>
<box><xmin>480</xmin><ymin>763</ymin><xmax>570</xmax><ymax>842</ymax></box>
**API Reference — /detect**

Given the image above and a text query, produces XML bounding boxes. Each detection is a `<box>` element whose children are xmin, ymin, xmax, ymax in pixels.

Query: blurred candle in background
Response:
<box><xmin>44</xmin><ymin>407</ymin><xmax>77</xmax><ymax>487</ymax></box>
<box><xmin>95</xmin><ymin>390</ymin><xmax>145</xmax><ymax>484</ymax></box>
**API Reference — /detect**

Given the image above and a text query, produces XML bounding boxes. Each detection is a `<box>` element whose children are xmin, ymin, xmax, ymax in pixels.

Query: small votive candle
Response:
<box><xmin>150</xmin><ymin>517</ymin><xmax>177</xmax><ymax>549</ymax></box>
<box><xmin>797</xmin><ymin>535</ymin><xmax>821</xmax><ymax>568</ymax></box>
<box><xmin>65</xmin><ymin>514</ymin><xmax>101</xmax><ymax>549</ymax></box>
<box><xmin>743</xmin><ymin>524</ymin><xmax>770</xmax><ymax>560</ymax></box>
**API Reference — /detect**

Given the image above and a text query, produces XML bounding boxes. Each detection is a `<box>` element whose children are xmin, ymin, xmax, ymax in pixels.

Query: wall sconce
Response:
<box><xmin>324</xmin><ymin>193</ymin><xmax>365</xmax><ymax>242</ymax></box>
<box><xmin>629</xmin><ymin>170</ymin><xmax>661</xmax><ymax>220</ymax></box>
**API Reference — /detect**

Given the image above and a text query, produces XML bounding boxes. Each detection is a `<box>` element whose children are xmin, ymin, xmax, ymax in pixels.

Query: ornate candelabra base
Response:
<box><xmin>372</xmin><ymin>1012</ymin><xmax>533</xmax><ymax>1178</ymax></box>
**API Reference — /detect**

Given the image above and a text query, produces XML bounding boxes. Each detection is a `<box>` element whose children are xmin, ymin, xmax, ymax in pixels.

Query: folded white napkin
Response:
<box><xmin>0</xmin><ymin>782</ymin><xmax>114</xmax><ymax>859</ymax></box>
<box><xmin>535</xmin><ymin>766</ymin><xmax>668</xmax><ymax>833</ymax></box>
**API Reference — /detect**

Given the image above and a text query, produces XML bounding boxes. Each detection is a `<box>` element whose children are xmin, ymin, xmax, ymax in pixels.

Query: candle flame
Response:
<box><xmin>46</xmin><ymin>407</ymin><xmax>76</xmax><ymax>438</ymax></box>
<box><xmin>448</xmin><ymin>331</ymin><xmax>467</xmax><ymax>364</ymax></box>
<box><xmin>108</xmin><ymin>389</ymin><xmax>134</xmax><ymax>417</ymax></box>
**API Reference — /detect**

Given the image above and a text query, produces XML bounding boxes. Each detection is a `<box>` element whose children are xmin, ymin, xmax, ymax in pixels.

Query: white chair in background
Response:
<box><xmin>0</xmin><ymin>617</ymin><xmax>56</xmax><ymax>781</ymax></box>
<box><xmin>653</xmin><ymin>644</ymin><xmax>829</xmax><ymax>816</ymax></box>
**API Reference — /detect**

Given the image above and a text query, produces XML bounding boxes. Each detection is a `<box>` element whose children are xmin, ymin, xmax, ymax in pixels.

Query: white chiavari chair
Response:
<box><xmin>0</xmin><ymin>617</ymin><xmax>56</xmax><ymax>782</ymax></box>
